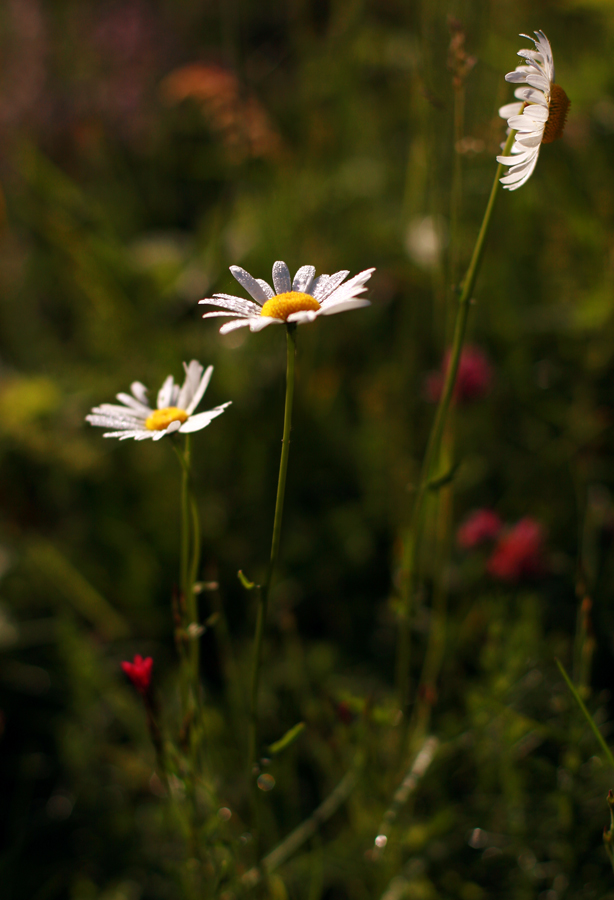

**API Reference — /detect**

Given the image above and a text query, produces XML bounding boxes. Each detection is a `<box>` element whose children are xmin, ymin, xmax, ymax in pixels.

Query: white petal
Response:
<box><xmin>219</xmin><ymin>318</ymin><xmax>254</xmax><ymax>335</ymax></box>
<box><xmin>322</xmin><ymin>268</ymin><xmax>374</xmax><ymax>306</ymax></box>
<box><xmin>523</xmin><ymin>104</ymin><xmax>548</xmax><ymax>122</ymax></box>
<box><xmin>157</xmin><ymin>375</ymin><xmax>174</xmax><ymax>409</ymax></box>
<box><xmin>249</xmin><ymin>316</ymin><xmax>281</xmax><ymax>332</ymax></box>
<box><xmin>102</xmin><ymin>430</ymin><xmax>144</xmax><ymax>440</ymax></box>
<box><xmin>308</xmin><ymin>274</ymin><xmax>328</xmax><ymax>297</ymax></box>
<box><xmin>515</xmin><ymin>132</ymin><xmax>543</xmax><ymax>148</ymax></box>
<box><xmin>199</xmin><ymin>294</ymin><xmax>260</xmax><ymax>315</ymax></box>
<box><xmin>525</xmin><ymin>73</ymin><xmax>549</xmax><ymax>92</ymax></box>
<box><xmin>292</xmin><ymin>265</ymin><xmax>316</xmax><ymax>293</ymax></box>
<box><xmin>320</xmin><ymin>297</ymin><xmax>371</xmax><ymax>316</ymax></box>
<box><xmin>115</xmin><ymin>393</ymin><xmax>151</xmax><ymax>415</ymax></box>
<box><xmin>179</xmin><ymin>402</ymin><xmax>231</xmax><ymax>433</ymax></box>
<box><xmin>201</xmin><ymin>310</ymin><xmax>246</xmax><ymax>319</ymax></box>
<box><xmin>517</xmin><ymin>49</ymin><xmax>544</xmax><ymax>65</ymax></box>
<box><xmin>87</xmin><ymin>414</ymin><xmax>142</xmax><ymax>429</ymax></box>
<box><xmin>502</xmin><ymin>167</ymin><xmax>536</xmax><ymax>190</ymax></box>
<box><xmin>177</xmin><ymin>360</ymin><xmax>204</xmax><ymax>411</ymax></box>
<box><xmin>531</xmin><ymin>30</ymin><xmax>554</xmax><ymax>81</ymax></box>
<box><xmin>130</xmin><ymin>382</ymin><xmax>150</xmax><ymax>404</ymax></box>
<box><xmin>314</xmin><ymin>270</ymin><xmax>349</xmax><ymax>300</ymax></box>
<box><xmin>257</xmin><ymin>279</ymin><xmax>275</xmax><ymax>299</ymax></box>
<box><xmin>514</xmin><ymin>87</ymin><xmax>547</xmax><ymax>106</ymax></box>
<box><xmin>229</xmin><ymin>266</ymin><xmax>268</xmax><ymax>304</ymax></box>
<box><xmin>185</xmin><ymin>365</ymin><xmax>213</xmax><ymax>415</ymax></box>
<box><xmin>506</xmin><ymin>70</ymin><xmax>531</xmax><ymax>84</ymax></box>
<box><xmin>287</xmin><ymin>309</ymin><xmax>320</xmax><ymax>324</ymax></box>
<box><xmin>503</xmin><ymin>153</ymin><xmax>539</xmax><ymax>176</ymax></box>
<box><xmin>500</xmin><ymin>153</ymin><xmax>539</xmax><ymax>187</ymax></box>
<box><xmin>91</xmin><ymin>403</ymin><xmax>143</xmax><ymax>420</ymax></box>
<box><xmin>499</xmin><ymin>102</ymin><xmax>523</xmax><ymax>119</ymax></box>
<box><xmin>497</xmin><ymin>147</ymin><xmax>537</xmax><ymax>166</ymax></box>
<box><xmin>272</xmin><ymin>261</ymin><xmax>291</xmax><ymax>294</ymax></box>
<box><xmin>506</xmin><ymin>115</ymin><xmax>542</xmax><ymax>133</ymax></box>
<box><xmin>220</xmin><ymin>316</ymin><xmax>255</xmax><ymax>334</ymax></box>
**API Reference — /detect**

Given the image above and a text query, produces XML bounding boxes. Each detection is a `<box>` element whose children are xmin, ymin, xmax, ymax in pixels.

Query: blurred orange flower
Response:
<box><xmin>161</xmin><ymin>62</ymin><xmax>282</xmax><ymax>163</ymax></box>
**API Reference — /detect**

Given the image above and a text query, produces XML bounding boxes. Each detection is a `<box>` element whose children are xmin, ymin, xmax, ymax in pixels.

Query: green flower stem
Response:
<box><xmin>173</xmin><ymin>435</ymin><xmax>203</xmax><ymax>751</ymax></box>
<box><xmin>396</xmin><ymin>130</ymin><xmax>516</xmax><ymax>714</ymax></box>
<box><xmin>179</xmin><ymin>436</ymin><xmax>191</xmax><ymax>614</ymax></box>
<box><xmin>248</xmin><ymin>324</ymin><xmax>297</xmax><ymax>771</ymax></box>
<box><xmin>173</xmin><ymin>434</ymin><xmax>206</xmax><ymax>873</ymax></box>
<box><xmin>176</xmin><ymin>436</ymin><xmax>200</xmax><ymax>681</ymax></box>
<box><xmin>556</xmin><ymin>657</ymin><xmax>614</xmax><ymax>770</ymax></box>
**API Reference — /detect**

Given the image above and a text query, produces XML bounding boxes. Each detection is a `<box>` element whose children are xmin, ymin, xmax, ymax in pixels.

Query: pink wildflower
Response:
<box><xmin>487</xmin><ymin>517</ymin><xmax>546</xmax><ymax>582</ymax></box>
<box><xmin>425</xmin><ymin>345</ymin><xmax>493</xmax><ymax>404</ymax></box>
<box><xmin>457</xmin><ymin>508</ymin><xmax>502</xmax><ymax>549</ymax></box>
<box><xmin>121</xmin><ymin>655</ymin><xmax>153</xmax><ymax>696</ymax></box>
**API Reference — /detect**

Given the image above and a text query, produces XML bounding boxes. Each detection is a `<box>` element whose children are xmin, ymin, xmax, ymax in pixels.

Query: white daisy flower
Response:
<box><xmin>199</xmin><ymin>260</ymin><xmax>375</xmax><ymax>334</ymax></box>
<box><xmin>497</xmin><ymin>30</ymin><xmax>570</xmax><ymax>191</ymax></box>
<box><xmin>86</xmin><ymin>361</ymin><xmax>230</xmax><ymax>441</ymax></box>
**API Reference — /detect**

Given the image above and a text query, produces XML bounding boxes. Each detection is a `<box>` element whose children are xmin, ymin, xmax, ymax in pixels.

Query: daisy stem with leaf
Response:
<box><xmin>396</xmin><ymin>129</ymin><xmax>516</xmax><ymax>716</ymax></box>
<box><xmin>248</xmin><ymin>324</ymin><xmax>297</xmax><ymax>773</ymax></box>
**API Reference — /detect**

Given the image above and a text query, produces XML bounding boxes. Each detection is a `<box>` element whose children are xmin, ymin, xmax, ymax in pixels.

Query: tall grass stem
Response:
<box><xmin>556</xmin><ymin>657</ymin><xmax>614</xmax><ymax>770</ymax></box>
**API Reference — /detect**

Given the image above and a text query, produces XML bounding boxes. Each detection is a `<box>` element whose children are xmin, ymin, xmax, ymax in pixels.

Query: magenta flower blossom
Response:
<box><xmin>487</xmin><ymin>517</ymin><xmax>546</xmax><ymax>582</ymax></box>
<box><xmin>425</xmin><ymin>345</ymin><xmax>493</xmax><ymax>405</ymax></box>
<box><xmin>457</xmin><ymin>508</ymin><xmax>502</xmax><ymax>549</ymax></box>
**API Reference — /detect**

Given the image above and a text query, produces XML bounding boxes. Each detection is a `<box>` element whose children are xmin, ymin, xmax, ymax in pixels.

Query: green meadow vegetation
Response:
<box><xmin>2</xmin><ymin>0</ymin><xmax>614</xmax><ymax>898</ymax></box>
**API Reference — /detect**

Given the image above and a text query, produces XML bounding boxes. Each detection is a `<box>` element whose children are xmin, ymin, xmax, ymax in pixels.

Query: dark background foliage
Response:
<box><xmin>2</xmin><ymin>0</ymin><xmax>614</xmax><ymax>897</ymax></box>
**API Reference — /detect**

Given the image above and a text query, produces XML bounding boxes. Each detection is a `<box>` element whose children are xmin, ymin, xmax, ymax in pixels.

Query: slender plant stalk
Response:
<box><xmin>172</xmin><ymin>434</ymin><xmax>207</xmax><ymax>868</ymax></box>
<box><xmin>248</xmin><ymin>324</ymin><xmax>297</xmax><ymax>770</ymax></box>
<box><xmin>396</xmin><ymin>130</ymin><xmax>516</xmax><ymax>714</ymax></box>
<box><xmin>449</xmin><ymin>84</ymin><xmax>465</xmax><ymax>291</ymax></box>
<box><xmin>410</xmin><ymin>420</ymin><xmax>455</xmax><ymax>742</ymax></box>
<box><xmin>175</xmin><ymin>436</ymin><xmax>201</xmax><ymax>692</ymax></box>
<box><xmin>241</xmin><ymin>761</ymin><xmax>360</xmax><ymax>888</ymax></box>
<box><xmin>371</xmin><ymin>735</ymin><xmax>439</xmax><ymax>861</ymax></box>
<box><xmin>556</xmin><ymin>657</ymin><xmax>614</xmax><ymax>770</ymax></box>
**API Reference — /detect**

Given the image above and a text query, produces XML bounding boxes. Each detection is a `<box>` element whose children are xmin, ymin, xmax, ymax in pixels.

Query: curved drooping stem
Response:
<box><xmin>396</xmin><ymin>130</ymin><xmax>516</xmax><ymax>714</ymax></box>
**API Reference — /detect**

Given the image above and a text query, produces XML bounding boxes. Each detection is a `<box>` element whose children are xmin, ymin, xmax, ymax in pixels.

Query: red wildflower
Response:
<box><xmin>457</xmin><ymin>508</ymin><xmax>502</xmax><ymax>549</ymax></box>
<box><xmin>425</xmin><ymin>345</ymin><xmax>493</xmax><ymax>404</ymax></box>
<box><xmin>487</xmin><ymin>517</ymin><xmax>546</xmax><ymax>582</ymax></box>
<box><xmin>121</xmin><ymin>655</ymin><xmax>153</xmax><ymax>696</ymax></box>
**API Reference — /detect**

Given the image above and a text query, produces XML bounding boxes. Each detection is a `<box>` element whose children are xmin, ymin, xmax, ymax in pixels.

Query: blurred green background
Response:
<box><xmin>3</xmin><ymin>0</ymin><xmax>614</xmax><ymax>897</ymax></box>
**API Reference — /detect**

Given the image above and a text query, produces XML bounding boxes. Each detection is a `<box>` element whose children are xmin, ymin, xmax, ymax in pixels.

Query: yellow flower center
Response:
<box><xmin>260</xmin><ymin>291</ymin><xmax>320</xmax><ymax>321</ymax></box>
<box><xmin>543</xmin><ymin>83</ymin><xmax>570</xmax><ymax>144</ymax></box>
<box><xmin>145</xmin><ymin>407</ymin><xmax>189</xmax><ymax>431</ymax></box>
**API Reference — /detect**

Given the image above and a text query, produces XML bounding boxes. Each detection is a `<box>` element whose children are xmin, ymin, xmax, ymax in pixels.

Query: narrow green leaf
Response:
<box><xmin>426</xmin><ymin>463</ymin><xmax>459</xmax><ymax>492</ymax></box>
<box><xmin>268</xmin><ymin>722</ymin><xmax>306</xmax><ymax>756</ymax></box>
<box><xmin>238</xmin><ymin>570</ymin><xmax>256</xmax><ymax>590</ymax></box>
<box><xmin>555</xmin><ymin>657</ymin><xmax>614</xmax><ymax>770</ymax></box>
